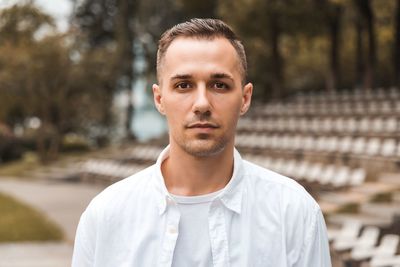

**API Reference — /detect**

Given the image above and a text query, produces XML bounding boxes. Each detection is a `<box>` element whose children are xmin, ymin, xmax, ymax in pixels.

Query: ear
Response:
<box><xmin>152</xmin><ymin>84</ymin><xmax>165</xmax><ymax>115</ymax></box>
<box><xmin>240</xmin><ymin>82</ymin><xmax>253</xmax><ymax>115</ymax></box>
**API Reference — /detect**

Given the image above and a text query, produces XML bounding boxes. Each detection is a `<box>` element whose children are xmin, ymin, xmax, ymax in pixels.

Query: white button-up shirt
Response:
<box><xmin>72</xmin><ymin>147</ymin><xmax>331</xmax><ymax>267</ymax></box>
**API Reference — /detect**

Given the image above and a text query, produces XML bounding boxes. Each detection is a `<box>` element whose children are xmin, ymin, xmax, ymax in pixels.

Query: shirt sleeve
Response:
<box><xmin>72</xmin><ymin>206</ymin><xmax>97</xmax><ymax>267</ymax></box>
<box><xmin>296</xmin><ymin>208</ymin><xmax>332</xmax><ymax>267</ymax></box>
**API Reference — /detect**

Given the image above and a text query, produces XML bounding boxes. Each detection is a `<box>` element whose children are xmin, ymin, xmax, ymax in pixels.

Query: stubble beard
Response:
<box><xmin>173</xmin><ymin>132</ymin><xmax>229</xmax><ymax>158</ymax></box>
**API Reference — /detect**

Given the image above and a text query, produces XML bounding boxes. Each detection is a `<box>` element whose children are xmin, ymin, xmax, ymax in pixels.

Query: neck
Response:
<box><xmin>161</xmin><ymin>144</ymin><xmax>235</xmax><ymax>196</ymax></box>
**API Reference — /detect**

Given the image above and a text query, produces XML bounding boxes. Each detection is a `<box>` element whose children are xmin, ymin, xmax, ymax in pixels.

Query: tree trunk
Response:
<box><xmin>36</xmin><ymin>124</ymin><xmax>47</xmax><ymax>163</ymax></box>
<box><xmin>269</xmin><ymin>12</ymin><xmax>284</xmax><ymax>98</ymax></box>
<box><xmin>395</xmin><ymin>0</ymin><xmax>400</xmax><ymax>87</ymax></box>
<box><xmin>327</xmin><ymin>5</ymin><xmax>342</xmax><ymax>92</ymax></box>
<box><xmin>48</xmin><ymin>129</ymin><xmax>61</xmax><ymax>161</ymax></box>
<box><xmin>116</xmin><ymin>0</ymin><xmax>136</xmax><ymax>140</ymax></box>
<box><xmin>365</xmin><ymin>0</ymin><xmax>376</xmax><ymax>89</ymax></box>
<box><xmin>355</xmin><ymin>0</ymin><xmax>376</xmax><ymax>89</ymax></box>
<box><xmin>355</xmin><ymin>18</ymin><xmax>364</xmax><ymax>88</ymax></box>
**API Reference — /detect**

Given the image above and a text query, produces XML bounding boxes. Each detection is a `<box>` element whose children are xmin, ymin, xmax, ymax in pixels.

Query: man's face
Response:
<box><xmin>153</xmin><ymin>37</ymin><xmax>252</xmax><ymax>157</ymax></box>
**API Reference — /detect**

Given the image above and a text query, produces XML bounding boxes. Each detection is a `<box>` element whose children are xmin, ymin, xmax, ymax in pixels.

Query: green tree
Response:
<box><xmin>0</xmin><ymin>3</ymin><xmax>118</xmax><ymax>162</ymax></box>
<box><xmin>73</xmin><ymin>0</ymin><xmax>138</xmax><ymax>139</ymax></box>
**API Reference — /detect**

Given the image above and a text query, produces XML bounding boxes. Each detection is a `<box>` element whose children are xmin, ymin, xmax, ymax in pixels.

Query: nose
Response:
<box><xmin>192</xmin><ymin>86</ymin><xmax>211</xmax><ymax>116</ymax></box>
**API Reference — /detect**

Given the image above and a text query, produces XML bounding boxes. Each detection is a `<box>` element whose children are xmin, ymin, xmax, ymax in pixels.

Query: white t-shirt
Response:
<box><xmin>171</xmin><ymin>190</ymin><xmax>222</xmax><ymax>266</ymax></box>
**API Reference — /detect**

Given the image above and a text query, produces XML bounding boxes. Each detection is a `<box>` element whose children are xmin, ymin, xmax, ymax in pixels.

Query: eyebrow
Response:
<box><xmin>211</xmin><ymin>73</ymin><xmax>234</xmax><ymax>81</ymax></box>
<box><xmin>170</xmin><ymin>73</ymin><xmax>234</xmax><ymax>81</ymax></box>
<box><xmin>170</xmin><ymin>74</ymin><xmax>192</xmax><ymax>81</ymax></box>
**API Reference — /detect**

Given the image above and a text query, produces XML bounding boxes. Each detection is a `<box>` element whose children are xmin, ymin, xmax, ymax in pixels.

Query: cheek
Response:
<box><xmin>163</xmin><ymin>99</ymin><xmax>187</xmax><ymax>123</ymax></box>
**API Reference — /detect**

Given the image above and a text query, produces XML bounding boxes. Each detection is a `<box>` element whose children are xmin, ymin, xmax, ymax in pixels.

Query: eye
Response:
<box><xmin>212</xmin><ymin>82</ymin><xmax>229</xmax><ymax>90</ymax></box>
<box><xmin>175</xmin><ymin>82</ymin><xmax>192</xmax><ymax>90</ymax></box>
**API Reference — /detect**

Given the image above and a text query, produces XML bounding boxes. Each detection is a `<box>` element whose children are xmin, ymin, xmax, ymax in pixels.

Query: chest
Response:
<box><xmin>94</xmin><ymin>204</ymin><xmax>298</xmax><ymax>267</ymax></box>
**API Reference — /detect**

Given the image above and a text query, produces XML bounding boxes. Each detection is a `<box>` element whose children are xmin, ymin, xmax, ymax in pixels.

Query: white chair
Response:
<box><xmin>310</xmin><ymin>118</ymin><xmax>320</xmax><ymax>132</ymax></box>
<box><xmin>370</xmin><ymin>255</ymin><xmax>400</xmax><ymax>267</ymax></box>
<box><xmin>303</xmin><ymin>136</ymin><xmax>315</xmax><ymax>151</ymax></box>
<box><xmin>368</xmin><ymin>102</ymin><xmax>379</xmax><ymax>114</ymax></box>
<box><xmin>354</xmin><ymin>102</ymin><xmax>365</xmax><ymax>115</ymax></box>
<box><xmin>339</xmin><ymin>136</ymin><xmax>353</xmax><ymax>153</ymax></box>
<box><xmin>380</xmin><ymin>100</ymin><xmax>392</xmax><ymax>114</ymax></box>
<box><xmin>331</xmin><ymin>220</ymin><xmax>362</xmax><ymax>247</ymax></box>
<box><xmin>287</xmin><ymin>117</ymin><xmax>297</xmax><ymax>132</ymax></box>
<box><xmin>331</xmin><ymin>166</ymin><xmax>351</xmax><ymax>187</ymax></box>
<box><xmin>291</xmin><ymin>135</ymin><xmax>303</xmax><ymax>150</ymax></box>
<box><xmin>366</xmin><ymin>138</ymin><xmax>382</xmax><ymax>156</ymax></box>
<box><xmin>359</xmin><ymin>117</ymin><xmax>371</xmax><ymax>133</ymax></box>
<box><xmin>381</xmin><ymin>138</ymin><xmax>397</xmax><ymax>157</ymax></box>
<box><xmin>335</xmin><ymin>226</ymin><xmax>379</xmax><ymax>252</ymax></box>
<box><xmin>276</xmin><ymin>118</ymin><xmax>285</xmax><ymax>131</ymax></box>
<box><xmin>316</xmin><ymin>136</ymin><xmax>328</xmax><ymax>152</ymax></box>
<box><xmin>351</xmin><ymin>234</ymin><xmax>399</xmax><ymax>264</ymax></box>
<box><xmin>351</xmin><ymin>137</ymin><xmax>367</xmax><ymax>155</ymax></box>
<box><xmin>321</xmin><ymin>117</ymin><xmax>333</xmax><ymax>133</ymax></box>
<box><xmin>374</xmin><ymin>235</ymin><xmax>400</xmax><ymax>257</ymax></box>
<box><xmin>334</xmin><ymin>117</ymin><xmax>345</xmax><ymax>132</ymax></box>
<box><xmin>372</xmin><ymin>117</ymin><xmax>384</xmax><ymax>133</ymax></box>
<box><xmin>345</xmin><ymin>117</ymin><xmax>358</xmax><ymax>133</ymax></box>
<box><xmin>348</xmin><ymin>168</ymin><xmax>366</xmax><ymax>186</ymax></box>
<box><xmin>326</xmin><ymin>136</ymin><xmax>339</xmax><ymax>153</ymax></box>
<box><xmin>270</xmin><ymin>134</ymin><xmax>280</xmax><ymax>149</ymax></box>
<box><xmin>270</xmin><ymin>158</ymin><xmax>286</xmax><ymax>174</ymax></box>
<box><xmin>319</xmin><ymin>164</ymin><xmax>336</xmax><ymax>185</ymax></box>
<box><xmin>299</xmin><ymin>118</ymin><xmax>309</xmax><ymax>132</ymax></box>
<box><xmin>283</xmin><ymin>159</ymin><xmax>298</xmax><ymax>178</ymax></box>
<box><xmin>296</xmin><ymin>161</ymin><xmax>310</xmax><ymax>181</ymax></box>
<box><xmin>280</xmin><ymin>135</ymin><xmax>291</xmax><ymax>150</ymax></box>
<box><xmin>305</xmin><ymin>162</ymin><xmax>324</xmax><ymax>183</ymax></box>
<box><xmin>384</xmin><ymin>117</ymin><xmax>398</xmax><ymax>133</ymax></box>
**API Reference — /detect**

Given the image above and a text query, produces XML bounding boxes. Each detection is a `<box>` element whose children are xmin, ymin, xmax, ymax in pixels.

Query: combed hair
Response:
<box><xmin>157</xmin><ymin>18</ymin><xmax>247</xmax><ymax>84</ymax></box>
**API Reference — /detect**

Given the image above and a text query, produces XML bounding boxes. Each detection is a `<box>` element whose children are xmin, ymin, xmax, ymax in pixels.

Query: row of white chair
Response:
<box><xmin>238</xmin><ymin>116</ymin><xmax>399</xmax><ymax>134</ymax></box>
<box><xmin>252</xmin><ymin>100</ymin><xmax>400</xmax><ymax>116</ymax></box>
<box><xmin>243</xmin><ymin>154</ymin><xmax>366</xmax><ymax>187</ymax></box>
<box><xmin>329</xmin><ymin>220</ymin><xmax>400</xmax><ymax>267</ymax></box>
<box><xmin>236</xmin><ymin>134</ymin><xmax>400</xmax><ymax>157</ymax></box>
<box><xmin>81</xmin><ymin>159</ymin><xmax>146</xmax><ymax>179</ymax></box>
<box><xmin>294</xmin><ymin>87</ymin><xmax>400</xmax><ymax>102</ymax></box>
<box><xmin>127</xmin><ymin>145</ymin><xmax>164</xmax><ymax>162</ymax></box>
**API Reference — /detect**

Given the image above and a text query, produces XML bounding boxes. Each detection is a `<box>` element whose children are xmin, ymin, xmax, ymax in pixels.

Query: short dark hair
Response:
<box><xmin>157</xmin><ymin>18</ymin><xmax>247</xmax><ymax>84</ymax></box>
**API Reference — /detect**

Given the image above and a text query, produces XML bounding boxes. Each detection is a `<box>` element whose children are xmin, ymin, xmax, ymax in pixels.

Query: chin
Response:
<box><xmin>182</xmin><ymin>139</ymin><xmax>227</xmax><ymax>157</ymax></box>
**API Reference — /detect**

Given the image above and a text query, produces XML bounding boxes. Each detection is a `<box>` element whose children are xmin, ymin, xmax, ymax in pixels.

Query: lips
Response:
<box><xmin>186</xmin><ymin>122</ymin><xmax>219</xmax><ymax>129</ymax></box>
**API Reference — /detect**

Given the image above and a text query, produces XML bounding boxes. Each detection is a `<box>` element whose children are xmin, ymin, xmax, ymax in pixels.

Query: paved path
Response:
<box><xmin>0</xmin><ymin>177</ymin><xmax>105</xmax><ymax>267</ymax></box>
<box><xmin>0</xmin><ymin>242</ymin><xmax>72</xmax><ymax>267</ymax></box>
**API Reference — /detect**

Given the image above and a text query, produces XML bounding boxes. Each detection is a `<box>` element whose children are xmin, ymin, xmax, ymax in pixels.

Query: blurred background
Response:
<box><xmin>0</xmin><ymin>0</ymin><xmax>399</xmax><ymax>266</ymax></box>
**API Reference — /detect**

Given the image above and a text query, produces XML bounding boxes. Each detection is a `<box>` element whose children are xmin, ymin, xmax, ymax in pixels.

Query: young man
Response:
<box><xmin>72</xmin><ymin>18</ymin><xmax>331</xmax><ymax>266</ymax></box>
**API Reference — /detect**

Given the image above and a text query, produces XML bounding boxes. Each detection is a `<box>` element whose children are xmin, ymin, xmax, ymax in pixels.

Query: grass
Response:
<box><xmin>0</xmin><ymin>147</ymin><xmax>117</xmax><ymax>178</ymax></box>
<box><xmin>0</xmin><ymin>152</ymin><xmax>41</xmax><ymax>177</ymax></box>
<box><xmin>0</xmin><ymin>192</ymin><xmax>63</xmax><ymax>242</ymax></box>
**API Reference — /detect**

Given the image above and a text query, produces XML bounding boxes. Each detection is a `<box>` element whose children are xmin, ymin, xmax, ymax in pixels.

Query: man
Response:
<box><xmin>72</xmin><ymin>18</ymin><xmax>331</xmax><ymax>266</ymax></box>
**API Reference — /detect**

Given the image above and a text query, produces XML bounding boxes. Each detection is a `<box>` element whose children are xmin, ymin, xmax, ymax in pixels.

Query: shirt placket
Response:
<box><xmin>209</xmin><ymin>199</ymin><xmax>230</xmax><ymax>267</ymax></box>
<box><xmin>159</xmin><ymin>197</ymin><xmax>180</xmax><ymax>267</ymax></box>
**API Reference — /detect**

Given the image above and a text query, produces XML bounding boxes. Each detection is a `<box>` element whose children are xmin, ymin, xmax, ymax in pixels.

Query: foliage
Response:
<box><xmin>0</xmin><ymin>3</ymin><xmax>118</xmax><ymax>162</ymax></box>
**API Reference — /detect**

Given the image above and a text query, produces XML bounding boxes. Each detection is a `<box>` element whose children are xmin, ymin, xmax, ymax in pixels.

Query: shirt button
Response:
<box><xmin>168</xmin><ymin>225</ymin><xmax>177</xmax><ymax>234</ymax></box>
<box><xmin>166</xmin><ymin>197</ymin><xmax>174</xmax><ymax>205</ymax></box>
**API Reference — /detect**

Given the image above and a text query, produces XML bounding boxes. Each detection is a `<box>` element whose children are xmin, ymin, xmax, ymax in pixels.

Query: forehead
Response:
<box><xmin>161</xmin><ymin>37</ymin><xmax>241</xmax><ymax>80</ymax></box>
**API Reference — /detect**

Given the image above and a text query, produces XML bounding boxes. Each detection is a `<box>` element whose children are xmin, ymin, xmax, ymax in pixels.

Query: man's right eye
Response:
<box><xmin>175</xmin><ymin>82</ymin><xmax>191</xmax><ymax>89</ymax></box>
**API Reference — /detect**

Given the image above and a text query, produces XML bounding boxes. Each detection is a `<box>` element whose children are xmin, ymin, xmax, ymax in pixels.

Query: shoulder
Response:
<box><xmin>241</xmin><ymin>159</ymin><xmax>320</xmax><ymax>213</ymax></box>
<box><xmin>85</xmin><ymin>164</ymin><xmax>156</xmax><ymax>213</ymax></box>
<box><xmin>241</xmin><ymin>159</ymin><xmax>325</xmax><ymax>250</ymax></box>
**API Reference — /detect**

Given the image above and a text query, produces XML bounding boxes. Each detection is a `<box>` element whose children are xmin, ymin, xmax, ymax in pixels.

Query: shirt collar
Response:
<box><xmin>153</xmin><ymin>145</ymin><xmax>244</xmax><ymax>215</ymax></box>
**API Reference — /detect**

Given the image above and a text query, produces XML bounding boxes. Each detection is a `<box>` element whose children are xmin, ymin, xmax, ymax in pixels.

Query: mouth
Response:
<box><xmin>186</xmin><ymin>122</ymin><xmax>219</xmax><ymax>129</ymax></box>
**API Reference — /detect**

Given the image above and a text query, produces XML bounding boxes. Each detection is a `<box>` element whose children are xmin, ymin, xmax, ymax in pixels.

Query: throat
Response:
<box><xmin>161</xmin><ymin>149</ymin><xmax>234</xmax><ymax>196</ymax></box>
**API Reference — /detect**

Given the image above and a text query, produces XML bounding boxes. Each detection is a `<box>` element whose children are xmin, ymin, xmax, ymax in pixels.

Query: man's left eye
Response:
<box><xmin>213</xmin><ymin>82</ymin><xmax>229</xmax><ymax>90</ymax></box>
